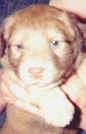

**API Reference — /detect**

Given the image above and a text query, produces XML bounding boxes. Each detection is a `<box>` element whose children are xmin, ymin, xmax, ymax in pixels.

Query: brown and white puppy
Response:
<box><xmin>0</xmin><ymin>4</ymin><xmax>84</xmax><ymax>134</ymax></box>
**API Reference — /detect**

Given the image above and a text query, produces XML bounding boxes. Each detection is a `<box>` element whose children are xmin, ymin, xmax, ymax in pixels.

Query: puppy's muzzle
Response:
<box><xmin>28</xmin><ymin>67</ymin><xmax>44</xmax><ymax>78</ymax></box>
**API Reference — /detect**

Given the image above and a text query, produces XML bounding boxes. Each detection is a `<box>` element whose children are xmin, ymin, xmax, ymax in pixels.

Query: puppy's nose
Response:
<box><xmin>28</xmin><ymin>67</ymin><xmax>44</xmax><ymax>76</ymax></box>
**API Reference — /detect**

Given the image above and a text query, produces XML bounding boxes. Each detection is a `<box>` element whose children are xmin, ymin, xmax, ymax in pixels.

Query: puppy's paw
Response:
<box><xmin>40</xmin><ymin>89</ymin><xmax>74</xmax><ymax>127</ymax></box>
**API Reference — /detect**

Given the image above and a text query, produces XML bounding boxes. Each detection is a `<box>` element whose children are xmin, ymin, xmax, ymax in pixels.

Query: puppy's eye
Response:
<box><xmin>16</xmin><ymin>44</ymin><xmax>23</xmax><ymax>49</ymax></box>
<box><xmin>50</xmin><ymin>40</ymin><xmax>59</xmax><ymax>47</ymax></box>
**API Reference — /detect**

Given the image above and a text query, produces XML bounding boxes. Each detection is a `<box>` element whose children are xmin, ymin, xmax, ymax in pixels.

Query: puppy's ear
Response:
<box><xmin>0</xmin><ymin>16</ymin><xmax>14</xmax><ymax>67</ymax></box>
<box><xmin>57</xmin><ymin>10</ymin><xmax>84</xmax><ymax>69</ymax></box>
<box><xmin>2</xmin><ymin>15</ymin><xmax>15</xmax><ymax>40</ymax></box>
<box><xmin>56</xmin><ymin>10</ymin><xmax>84</xmax><ymax>42</ymax></box>
<box><xmin>0</xmin><ymin>26</ymin><xmax>6</xmax><ymax>57</ymax></box>
<box><xmin>0</xmin><ymin>15</ymin><xmax>14</xmax><ymax>58</ymax></box>
<box><xmin>57</xmin><ymin>10</ymin><xmax>75</xmax><ymax>38</ymax></box>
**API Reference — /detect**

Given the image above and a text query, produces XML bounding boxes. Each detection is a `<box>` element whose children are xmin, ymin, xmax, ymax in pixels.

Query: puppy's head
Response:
<box><xmin>0</xmin><ymin>5</ymin><xmax>82</xmax><ymax>86</ymax></box>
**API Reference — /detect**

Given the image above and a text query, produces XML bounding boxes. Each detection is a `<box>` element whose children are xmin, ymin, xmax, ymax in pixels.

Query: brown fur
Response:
<box><xmin>0</xmin><ymin>4</ymin><xmax>85</xmax><ymax>134</ymax></box>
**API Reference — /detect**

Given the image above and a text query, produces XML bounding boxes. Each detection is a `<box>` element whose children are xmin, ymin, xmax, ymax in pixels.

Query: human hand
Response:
<box><xmin>50</xmin><ymin>0</ymin><xmax>86</xmax><ymax>19</ymax></box>
<box><xmin>61</xmin><ymin>58</ymin><xmax>86</xmax><ymax>130</ymax></box>
<box><xmin>0</xmin><ymin>69</ymin><xmax>32</xmax><ymax>112</ymax></box>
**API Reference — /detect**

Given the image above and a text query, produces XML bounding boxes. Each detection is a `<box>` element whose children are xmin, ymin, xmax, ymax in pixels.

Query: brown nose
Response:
<box><xmin>28</xmin><ymin>67</ymin><xmax>44</xmax><ymax>75</ymax></box>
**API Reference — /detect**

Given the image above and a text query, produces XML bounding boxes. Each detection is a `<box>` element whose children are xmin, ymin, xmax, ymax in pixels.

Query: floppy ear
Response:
<box><xmin>55</xmin><ymin>9</ymin><xmax>75</xmax><ymax>37</ymax></box>
<box><xmin>0</xmin><ymin>15</ymin><xmax>14</xmax><ymax>66</ymax></box>
<box><xmin>55</xmin><ymin>9</ymin><xmax>85</xmax><ymax>72</ymax></box>
<box><xmin>0</xmin><ymin>25</ymin><xmax>8</xmax><ymax>67</ymax></box>
<box><xmin>0</xmin><ymin>26</ymin><xmax>6</xmax><ymax>58</ymax></box>
<box><xmin>59</xmin><ymin>10</ymin><xmax>83</xmax><ymax>55</ymax></box>
<box><xmin>0</xmin><ymin>17</ymin><xmax>10</xmax><ymax>58</ymax></box>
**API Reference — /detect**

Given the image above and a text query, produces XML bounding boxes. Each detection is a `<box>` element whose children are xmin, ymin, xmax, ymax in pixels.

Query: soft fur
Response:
<box><xmin>0</xmin><ymin>4</ymin><xmax>85</xmax><ymax>134</ymax></box>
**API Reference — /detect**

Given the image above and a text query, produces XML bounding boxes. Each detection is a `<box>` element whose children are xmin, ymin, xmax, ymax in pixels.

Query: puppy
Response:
<box><xmin>0</xmin><ymin>4</ymin><xmax>85</xmax><ymax>134</ymax></box>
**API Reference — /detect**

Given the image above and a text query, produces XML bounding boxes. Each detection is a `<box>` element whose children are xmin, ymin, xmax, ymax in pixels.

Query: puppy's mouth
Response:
<box><xmin>29</xmin><ymin>72</ymin><xmax>43</xmax><ymax>80</ymax></box>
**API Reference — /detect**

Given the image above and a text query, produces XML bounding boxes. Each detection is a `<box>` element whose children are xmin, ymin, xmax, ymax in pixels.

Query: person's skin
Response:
<box><xmin>62</xmin><ymin>59</ymin><xmax>86</xmax><ymax>130</ymax></box>
<box><xmin>0</xmin><ymin>0</ymin><xmax>86</xmax><ymax>130</ymax></box>
<box><xmin>50</xmin><ymin>0</ymin><xmax>86</xmax><ymax>19</ymax></box>
<box><xmin>0</xmin><ymin>70</ymin><xmax>30</xmax><ymax>112</ymax></box>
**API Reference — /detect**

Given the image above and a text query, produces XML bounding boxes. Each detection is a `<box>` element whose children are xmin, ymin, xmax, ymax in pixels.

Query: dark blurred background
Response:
<box><xmin>0</xmin><ymin>0</ymin><xmax>49</xmax><ymax>24</ymax></box>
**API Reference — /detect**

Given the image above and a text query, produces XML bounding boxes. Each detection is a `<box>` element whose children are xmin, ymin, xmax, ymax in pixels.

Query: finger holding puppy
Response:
<box><xmin>0</xmin><ymin>69</ymin><xmax>30</xmax><ymax>108</ymax></box>
<box><xmin>50</xmin><ymin>0</ymin><xmax>86</xmax><ymax>18</ymax></box>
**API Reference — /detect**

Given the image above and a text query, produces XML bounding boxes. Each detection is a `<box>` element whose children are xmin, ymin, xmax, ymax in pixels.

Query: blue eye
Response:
<box><xmin>50</xmin><ymin>40</ymin><xmax>59</xmax><ymax>47</ymax></box>
<box><xmin>16</xmin><ymin>44</ymin><xmax>23</xmax><ymax>49</ymax></box>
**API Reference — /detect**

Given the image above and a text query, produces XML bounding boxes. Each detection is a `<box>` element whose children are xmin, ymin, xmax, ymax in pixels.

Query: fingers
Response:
<box><xmin>50</xmin><ymin>0</ymin><xmax>86</xmax><ymax>18</ymax></box>
<box><xmin>1</xmin><ymin>78</ymin><xmax>29</xmax><ymax>104</ymax></box>
<box><xmin>79</xmin><ymin>113</ymin><xmax>86</xmax><ymax>130</ymax></box>
<box><xmin>14</xmin><ymin>100</ymin><xmax>42</xmax><ymax>116</ymax></box>
<box><xmin>62</xmin><ymin>74</ymin><xmax>84</xmax><ymax>101</ymax></box>
<box><xmin>9</xmin><ymin>83</ymin><xmax>30</xmax><ymax>102</ymax></box>
<box><xmin>0</xmin><ymin>70</ymin><xmax>29</xmax><ymax>103</ymax></box>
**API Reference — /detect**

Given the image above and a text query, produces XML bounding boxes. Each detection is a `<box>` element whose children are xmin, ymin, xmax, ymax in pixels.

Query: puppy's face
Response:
<box><xmin>0</xmin><ymin>5</ymin><xmax>82</xmax><ymax>87</ymax></box>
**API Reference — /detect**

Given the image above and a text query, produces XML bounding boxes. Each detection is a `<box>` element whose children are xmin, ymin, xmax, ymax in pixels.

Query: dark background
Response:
<box><xmin>0</xmin><ymin>0</ymin><xmax>49</xmax><ymax>23</ymax></box>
